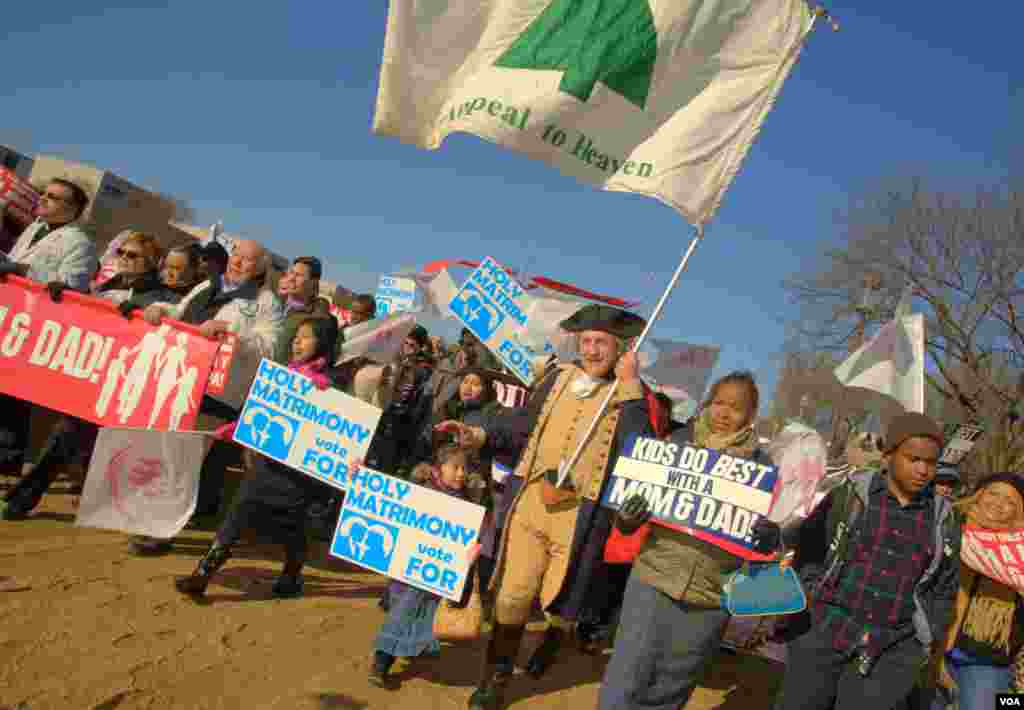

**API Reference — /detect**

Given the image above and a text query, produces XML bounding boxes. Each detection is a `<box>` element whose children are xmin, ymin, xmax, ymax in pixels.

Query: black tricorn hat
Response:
<box><xmin>199</xmin><ymin>240</ymin><xmax>229</xmax><ymax>262</ymax></box>
<box><xmin>559</xmin><ymin>304</ymin><xmax>646</xmax><ymax>339</ymax></box>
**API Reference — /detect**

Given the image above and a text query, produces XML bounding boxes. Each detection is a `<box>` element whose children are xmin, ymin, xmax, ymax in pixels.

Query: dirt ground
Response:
<box><xmin>0</xmin><ymin>475</ymin><xmax>783</xmax><ymax>710</ymax></box>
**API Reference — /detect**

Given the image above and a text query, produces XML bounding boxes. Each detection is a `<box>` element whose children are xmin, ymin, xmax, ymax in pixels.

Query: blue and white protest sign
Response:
<box><xmin>330</xmin><ymin>466</ymin><xmax>486</xmax><ymax>601</ymax></box>
<box><xmin>374</xmin><ymin>275</ymin><xmax>418</xmax><ymax>318</ymax></box>
<box><xmin>601</xmin><ymin>436</ymin><xmax>780</xmax><ymax>561</ymax></box>
<box><xmin>448</xmin><ymin>256</ymin><xmax>540</xmax><ymax>386</ymax></box>
<box><xmin>234</xmin><ymin>359</ymin><xmax>382</xmax><ymax>492</ymax></box>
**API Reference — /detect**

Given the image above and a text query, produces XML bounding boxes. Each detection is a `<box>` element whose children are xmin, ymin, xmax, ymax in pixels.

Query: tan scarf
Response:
<box><xmin>951</xmin><ymin>563</ymin><xmax>1018</xmax><ymax>653</ymax></box>
<box><xmin>692</xmin><ymin>409</ymin><xmax>757</xmax><ymax>458</ymax></box>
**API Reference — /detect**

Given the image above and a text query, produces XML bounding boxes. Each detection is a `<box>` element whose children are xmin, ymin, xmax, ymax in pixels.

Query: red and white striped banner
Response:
<box><xmin>961</xmin><ymin>525</ymin><xmax>1024</xmax><ymax>594</ymax></box>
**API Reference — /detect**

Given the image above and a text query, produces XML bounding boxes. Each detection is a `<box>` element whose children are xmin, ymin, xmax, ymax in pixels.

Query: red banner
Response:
<box><xmin>961</xmin><ymin>526</ymin><xmax>1024</xmax><ymax>594</ymax></box>
<box><xmin>0</xmin><ymin>277</ymin><xmax>220</xmax><ymax>431</ymax></box>
<box><xmin>205</xmin><ymin>333</ymin><xmax>236</xmax><ymax>396</ymax></box>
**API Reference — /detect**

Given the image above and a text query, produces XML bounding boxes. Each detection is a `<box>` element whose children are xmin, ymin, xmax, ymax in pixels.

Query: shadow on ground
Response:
<box><xmin>700</xmin><ymin>649</ymin><xmax>785</xmax><ymax>710</ymax></box>
<box><xmin>314</xmin><ymin>693</ymin><xmax>368</xmax><ymax>709</ymax></box>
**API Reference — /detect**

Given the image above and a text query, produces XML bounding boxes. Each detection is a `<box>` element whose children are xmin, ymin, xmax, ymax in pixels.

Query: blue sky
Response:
<box><xmin>2</xmin><ymin>2</ymin><xmax>1019</xmax><ymax>408</ymax></box>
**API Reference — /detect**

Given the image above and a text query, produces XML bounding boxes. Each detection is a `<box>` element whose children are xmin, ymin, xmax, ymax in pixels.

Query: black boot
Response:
<box><xmin>129</xmin><ymin>535</ymin><xmax>173</xmax><ymax>556</ymax></box>
<box><xmin>174</xmin><ymin>543</ymin><xmax>231</xmax><ymax>597</ymax></box>
<box><xmin>525</xmin><ymin>625</ymin><xmax>567</xmax><ymax>679</ymax></box>
<box><xmin>272</xmin><ymin>557</ymin><xmax>305</xmax><ymax>598</ymax></box>
<box><xmin>575</xmin><ymin>620</ymin><xmax>603</xmax><ymax>656</ymax></box>
<box><xmin>468</xmin><ymin>622</ymin><xmax>524</xmax><ymax>710</ymax></box>
<box><xmin>369</xmin><ymin>651</ymin><xmax>394</xmax><ymax>688</ymax></box>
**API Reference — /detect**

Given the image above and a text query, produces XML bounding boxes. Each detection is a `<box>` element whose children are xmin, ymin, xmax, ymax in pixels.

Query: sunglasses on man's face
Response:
<box><xmin>116</xmin><ymin>248</ymin><xmax>145</xmax><ymax>260</ymax></box>
<box><xmin>40</xmin><ymin>191</ymin><xmax>71</xmax><ymax>203</ymax></box>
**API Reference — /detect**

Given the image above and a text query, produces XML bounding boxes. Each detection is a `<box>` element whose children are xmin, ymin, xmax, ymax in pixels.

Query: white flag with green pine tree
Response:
<box><xmin>374</xmin><ymin>0</ymin><xmax>814</xmax><ymax>226</ymax></box>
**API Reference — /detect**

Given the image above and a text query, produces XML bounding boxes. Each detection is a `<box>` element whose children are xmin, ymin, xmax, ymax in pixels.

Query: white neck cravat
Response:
<box><xmin>570</xmin><ymin>372</ymin><xmax>607</xmax><ymax>399</ymax></box>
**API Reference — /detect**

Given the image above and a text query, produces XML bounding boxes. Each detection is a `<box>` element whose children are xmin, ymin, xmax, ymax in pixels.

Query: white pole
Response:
<box><xmin>556</xmin><ymin>225</ymin><xmax>706</xmax><ymax>488</ymax></box>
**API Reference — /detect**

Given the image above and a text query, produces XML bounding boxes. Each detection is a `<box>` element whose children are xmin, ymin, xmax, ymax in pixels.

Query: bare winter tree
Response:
<box><xmin>767</xmin><ymin>346</ymin><xmax>880</xmax><ymax>459</ymax></box>
<box><xmin>767</xmin><ymin>350</ymin><xmax>841</xmax><ymax>431</ymax></box>
<box><xmin>783</xmin><ymin>179</ymin><xmax>1024</xmax><ymax>477</ymax></box>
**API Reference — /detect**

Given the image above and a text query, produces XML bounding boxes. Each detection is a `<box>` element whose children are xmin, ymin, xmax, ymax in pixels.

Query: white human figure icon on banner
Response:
<box><xmin>147</xmin><ymin>331</ymin><xmax>190</xmax><ymax>428</ymax></box>
<box><xmin>168</xmin><ymin>366</ymin><xmax>199</xmax><ymax>431</ymax></box>
<box><xmin>96</xmin><ymin>347</ymin><xmax>130</xmax><ymax>418</ymax></box>
<box><xmin>118</xmin><ymin>324</ymin><xmax>171</xmax><ymax>424</ymax></box>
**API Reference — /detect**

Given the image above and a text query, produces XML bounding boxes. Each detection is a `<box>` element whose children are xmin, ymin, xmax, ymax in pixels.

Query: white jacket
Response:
<box><xmin>167</xmin><ymin>279</ymin><xmax>284</xmax><ymax>360</ymax></box>
<box><xmin>9</xmin><ymin>220</ymin><xmax>97</xmax><ymax>291</ymax></box>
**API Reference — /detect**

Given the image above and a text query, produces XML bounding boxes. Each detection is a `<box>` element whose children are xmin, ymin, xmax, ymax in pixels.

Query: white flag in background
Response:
<box><xmin>374</xmin><ymin>0</ymin><xmax>813</xmax><ymax>225</ymax></box>
<box><xmin>642</xmin><ymin>339</ymin><xmax>720</xmax><ymax>402</ymax></box>
<box><xmin>76</xmin><ymin>428</ymin><xmax>213</xmax><ymax>539</ymax></box>
<box><xmin>520</xmin><ymin>289</ymin><xmax>587</xmax><ymax>351</ymax></box>
<box><xmin>834</xmin><ymin>314</ymin><xmax>926</xmax><ymax>414</ymax></box>
<box><xmin>339</xmin><ymin>312</ymin><xmax>418</xmax><ymax>364</ymax></box>
<box><xmin>395</xmin><ymin>269</ymin><xmax>461</xmax><ymax>320</ymax></box>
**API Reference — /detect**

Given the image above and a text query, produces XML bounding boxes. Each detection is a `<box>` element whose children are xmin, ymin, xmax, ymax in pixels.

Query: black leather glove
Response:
<box><xmin>118</xmin><ymin>300</ymin><xmax>138</xmax><ymax>319</ymax></box>
<box><xmin>750</xmin><ymin>517</ymin><xmax>782</xmax><ymax>554</ymax></box>
<box><xmin>46</xmin><ymin>281</ymin><xmax>67</xmax><ymax>303</ymax></box>
<box><xmin>615</xmin><ymin>494</ymin><xmax>651</xmax><ymax>535</ymax></box>
<box><xmin>0</xmin><ymin>262</ymin><xmax>23</xmax><ymax>281</ymax></box>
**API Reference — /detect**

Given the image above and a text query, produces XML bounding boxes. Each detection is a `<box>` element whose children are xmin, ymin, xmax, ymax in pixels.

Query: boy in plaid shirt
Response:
<box><xmin>774</xmin><ymin>412</ymin><xmax>960</xmax><ymax>710</ymax></box>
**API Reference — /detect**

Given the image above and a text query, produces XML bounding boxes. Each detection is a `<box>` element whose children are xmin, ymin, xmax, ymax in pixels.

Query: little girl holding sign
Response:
<box><xmin>174</xmin><ymin>316</ymin><xmax>339</xmax><ymax>599</ymax></box>
<box><xmin>354</xmin><ymin>444</ymin><xmax>478</xmax><ymax>689</ymax></box>
<box><xmin>598</xmin><ymin>371</ymin><xmax>782</xmax><ymax>710</ymax></box>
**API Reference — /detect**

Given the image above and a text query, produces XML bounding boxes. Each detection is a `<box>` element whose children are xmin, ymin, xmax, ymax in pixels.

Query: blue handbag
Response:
<box><xmin>721</xmin><ymin>561</ymin><xmax>807</xmax><ymax>617</ymax></box>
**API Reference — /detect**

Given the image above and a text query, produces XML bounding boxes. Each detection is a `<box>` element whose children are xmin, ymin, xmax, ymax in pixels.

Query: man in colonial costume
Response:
<box><xmin>442</xmin><ymin>304</ymin><xmax>653</xmax><ymax>710</ymax></box>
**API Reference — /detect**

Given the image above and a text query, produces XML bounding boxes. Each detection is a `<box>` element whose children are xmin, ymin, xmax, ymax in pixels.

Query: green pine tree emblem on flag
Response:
<box><xmin>494</xmin><ymin>0</ymin><xmax>658</xmax><ymax>110</ymax></box>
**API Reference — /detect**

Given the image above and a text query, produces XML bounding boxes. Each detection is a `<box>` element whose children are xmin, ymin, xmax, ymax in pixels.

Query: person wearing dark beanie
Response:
<box><xmin>879</xmin><ymin>412</ymin><xmax>945</xmax><ymax>505</ymax></box>
<box><xmin>882</xmin><ymin>411</ymin><xmax>945</xmax><ymax>456</ymax></box>
<box><xmin>774</xmin><ymin>409</ymin><xmax>961</xmax><ymax>710</ymax></box>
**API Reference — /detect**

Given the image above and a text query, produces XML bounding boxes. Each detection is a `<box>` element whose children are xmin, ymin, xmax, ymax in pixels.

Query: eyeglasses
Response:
<box><xmin>116</xmin><ymin>248</ymin><xmax>146</xmax><ymax>260</ymax></box>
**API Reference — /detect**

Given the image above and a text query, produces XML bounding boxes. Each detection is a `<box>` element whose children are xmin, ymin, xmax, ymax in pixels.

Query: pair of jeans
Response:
<box><xmin>214</xmin><ymin>455</ymin><xmax>313</xmax><ymax>568</ymax></box>
<box><xmin>0</xmin><ymin>394</ymin><xmax>31</xmax><ymax>468</ymax></box>
<box><xmin>929</xmin><ymin>652</ymin><xmax>1010</xmax><ymax>710</ymax></box>
<box><xmin>598</xmin><ymin>573</ymin><xmax>729</xmax><ymax>710</ymax></box>
<box><xmin>3</xmin><ymin>415</ymin><xmax>91</xmax><ymax>513</ymax></box>
<box><xmin>774</xmin><ymin>623</ymin><xmax>926</xmax><ymax>710</ymax></box>
<box><xmin>194</xmin><ymin>396</ymin><xmax>241</xmax><ymax>517</ymax></box>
